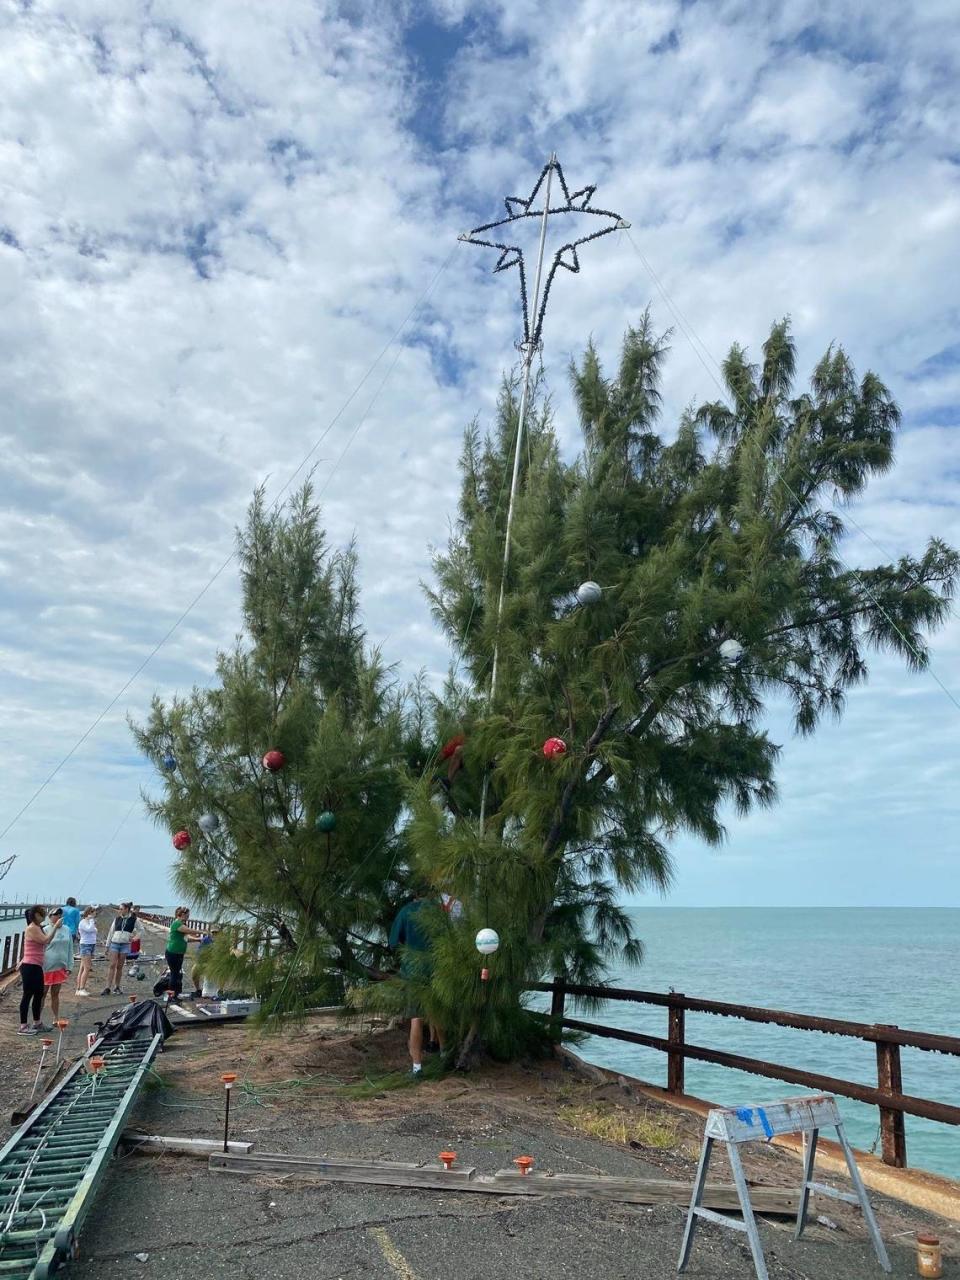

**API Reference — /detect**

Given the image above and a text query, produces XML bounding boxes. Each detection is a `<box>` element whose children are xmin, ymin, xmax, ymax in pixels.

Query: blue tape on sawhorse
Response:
<box><xmin>735</xmin><ymin>1106</ymin><xmax>774</xmax><ymax>1139</ymax></box>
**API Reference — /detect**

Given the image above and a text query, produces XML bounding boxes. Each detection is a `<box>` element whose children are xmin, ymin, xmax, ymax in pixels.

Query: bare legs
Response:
<box><xmin>409</xmin><ymin>1016</ymin><xmax>424</xmax><ymax>1067</ymax></box>
<box><xmin>49</xmin><ymin>984</ymin><xmax>60</xmax><ymax>1021</ymax></box>
<box><xmin>76</xmin><ymin>956</ymin><xmax>91</xmax><ymax>993</ymax></box>
<box><xmin>409</xmin><ymin>1017</ymin><xmax>445</xmax><ymax>1070</ymax></box>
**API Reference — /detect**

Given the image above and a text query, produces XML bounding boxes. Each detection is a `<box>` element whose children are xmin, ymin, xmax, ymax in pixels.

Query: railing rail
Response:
<box><xmin>530</xmin><ymin>980</ymin><xmax>960</xmax><ymax>1170</ymax></box>
<box><xmin>137</xmin><ymin>911</ymin><xmax>279</xmax><ymax>955</ymax></box>
<box><xmin>0</xmin><ymin>930</ymin><xmax>25</xmax><ymax>978</ymax></box>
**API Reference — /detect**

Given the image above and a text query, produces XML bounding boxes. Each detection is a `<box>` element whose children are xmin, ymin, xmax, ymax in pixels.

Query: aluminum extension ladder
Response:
<box><xmin>0</xmin><ymin>1029</ymin><xmax>162</xmax><ymax>1279</ymax></box>
<box><xmin>678</xmin><ymin>1093</ymin><xmax>891</xmax><ymax>1280</ymax></box>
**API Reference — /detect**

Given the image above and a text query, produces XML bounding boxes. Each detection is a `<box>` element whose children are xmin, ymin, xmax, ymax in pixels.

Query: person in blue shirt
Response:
<box><xmin>60</xmin><ymin>898</ymin><xmax>81</xmax><ymax>940</ymax></box>
<box><xmin>388</xmin><ymin>894</ymin><xmax>444</xmax><ymax>1076</ymax></box>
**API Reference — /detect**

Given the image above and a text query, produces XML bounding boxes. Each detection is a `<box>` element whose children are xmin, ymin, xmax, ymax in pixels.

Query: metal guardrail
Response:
<box><xmin>531</xmin><ymin>980</ymin><xmax>960</xmax><ymax>1171</ymax></box>
<box><xmin>0</xmin><ymin>906</ymin><xmax>30</xmax><ymax>923</ymax></box>
<box><xmin>0</xmin><ymin>1028</ymin><xmax>162</xmax><ymax>1279</ymax></box>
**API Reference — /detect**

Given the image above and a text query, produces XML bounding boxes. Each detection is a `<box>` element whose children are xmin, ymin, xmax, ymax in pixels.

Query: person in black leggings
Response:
<box><xmin>20</xmin><ymin>962</ymin><xmax>45</xmax><ymax>1027</ymax></box>
<box><xmin>18</xmin><ymin>904</ymin><xmax>63</xmax><ymax>1034</ymax></box>
<box><xmin>162</xmin><ymin>907</ymin><xmax>203</xmax><ymax>996</ymax></box>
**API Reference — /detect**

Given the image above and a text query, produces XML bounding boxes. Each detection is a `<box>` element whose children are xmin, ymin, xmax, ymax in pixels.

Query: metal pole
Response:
<box><xmin>480</xmin><ymin>153</ymin><xmax>555</xmax><ymax>835</ymax></box>
<box><xmin>221</xmin><ymin>1072</ymin><xmax>237</xmax><ymax>1152</ymax></box>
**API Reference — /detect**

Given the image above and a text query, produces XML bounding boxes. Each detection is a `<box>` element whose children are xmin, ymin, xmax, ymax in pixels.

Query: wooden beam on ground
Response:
<box><xmin>488</xmin><ymin>1170</ymin><xmax>795</xmax><ymax>1211</ymax></box>
<box><xmin>208</xmin><ymin>1151</ymin><xmax>798</xmax><ymax>1214</ymax></box>
<box><xmin>211</xmin><ymin>1153</ymin><xmax>479</xmax><ymax>1190</ymax></box>
<box><xmin>122</xmin><ymin>1132</ymin><xmax>254</xmax><ymax>1156</ymax></box>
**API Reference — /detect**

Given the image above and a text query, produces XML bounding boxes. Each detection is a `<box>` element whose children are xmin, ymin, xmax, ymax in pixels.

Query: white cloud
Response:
<box><xmin>0</xmin><ymin>0</ymin><xmax>958</xmax><ymax>905</ymax></box>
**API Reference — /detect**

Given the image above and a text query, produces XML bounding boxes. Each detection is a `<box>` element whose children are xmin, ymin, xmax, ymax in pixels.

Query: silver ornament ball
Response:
<box><xmin>475</xmin><ymin>927</ymin><xmax>500</xmax><ymax>955</ymax></box>
<box><xmin>576</xmin><ymin>580</ymin><xmax>603</xmax><ymax>606</ymax></box>
<box><xmin>199</xmin><ymin>812</ymin><xmax>220</xmax><ymax>834</ymax></box>
<box><xmin>719</xmin><ymin>638</ymin><xmax>745</xmax><ymax>665</ymax></box>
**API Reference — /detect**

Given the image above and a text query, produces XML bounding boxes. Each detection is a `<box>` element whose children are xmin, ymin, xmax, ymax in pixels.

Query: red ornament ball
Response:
<box><xmin>439</xmin><ymin>733</ymin><xmax>466</xmax><ymax>761</ymax></box>
<box><xmin>262</xmin><ymin>749</ymin><xmax>286</xmax><ymax>773</ymax></box>
<box><xmin>172</xmin><ymin>829</ymin><xmax>191</xmax><ymax>850</ymax></box>
<box><xmin>542</xmin><ymin>737</ymin><xmax>567</xmax><ymax>759</ymax></box>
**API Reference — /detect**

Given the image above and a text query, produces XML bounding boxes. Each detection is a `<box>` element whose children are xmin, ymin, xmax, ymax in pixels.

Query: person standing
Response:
<box><xmin>164</xmin><ymin>907</ymin><xmax>203</xmax><ymax>996</ymax></box>
<box><xmin>75</xmin><ymin>907</ymin><xmax>98</xmax><ymax>996</ymax></box>
<box><xmin>61</xmin><ymin>897</ymin><xmax>81</xmax><ymax>941</ymax></box>
<box><xmin>42</xmin><ymin>907</ymin><xmax>73</xmax><ymax>1022</ymax></box>
<box><xmin>102</xmin><ymin>902</ymin><xmax>138</xmax><ymax>996</ymax></box>
<box><xmin>388</xmin><ymin>892</ymin><xmax>444</xmax><ymax>1076</ymax></box>
<box><xmin>18</xmin><ymin>905</ymin><xmax>62</xmax><ymax>1035</ymax></box>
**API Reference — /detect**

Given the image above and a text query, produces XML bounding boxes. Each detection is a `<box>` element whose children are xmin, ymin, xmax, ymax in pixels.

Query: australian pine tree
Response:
<box><xmin>132</xmin><ymin>483</ymin><xmax>424</xmax><ymax>1006</ymax></box>
<box><xmin>403</xmin><ymin>314</ymin><xmax>958</xmax><ymax>1063</ymax></box>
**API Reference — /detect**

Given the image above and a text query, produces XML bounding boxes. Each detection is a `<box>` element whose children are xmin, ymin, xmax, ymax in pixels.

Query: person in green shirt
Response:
<box><xmin>388</xmin><ymin>894</ymin><xmax>444</xmax><ymax>1075</ymax></box>
<box><xmin>164</xmin><ymin>907</ymin><xmax>203</xmax><ymax>997</ymax></box>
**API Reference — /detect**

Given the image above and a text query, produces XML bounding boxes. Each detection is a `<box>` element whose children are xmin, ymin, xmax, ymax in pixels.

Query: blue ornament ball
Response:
<box><xmin>316</xmin><ymin>810</ymin><xmax>337</xmax><ymax>833</ymax></box>
<box><xmin>162</xmin><ymin>753</ymin><xmax>177</xmax><ymax>772</ymax></box>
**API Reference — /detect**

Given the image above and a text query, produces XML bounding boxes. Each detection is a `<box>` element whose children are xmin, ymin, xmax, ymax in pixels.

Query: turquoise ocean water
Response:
<box><xmin>557</xmin><ymin>908</ymin><xmax>959</xmax><ymax>1181</ymax></box>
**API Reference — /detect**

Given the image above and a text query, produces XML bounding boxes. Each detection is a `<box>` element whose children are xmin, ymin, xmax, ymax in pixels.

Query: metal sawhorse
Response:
<box><xmin>678</xmin><ymin>1094</ymin><xmax>891</xmax><ymax>1280</ymax></box>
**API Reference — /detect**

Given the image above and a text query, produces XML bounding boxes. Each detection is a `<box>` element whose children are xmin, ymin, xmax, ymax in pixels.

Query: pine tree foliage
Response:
<box><xmin>131</xmin><ymin>484</ymin><xmax>424</xmax><ymax>1003</ymax></box>
<box><xmin>409</xmin><ymin>315</ymin><xmax>958</xmax><ymax>1054</ymax></box>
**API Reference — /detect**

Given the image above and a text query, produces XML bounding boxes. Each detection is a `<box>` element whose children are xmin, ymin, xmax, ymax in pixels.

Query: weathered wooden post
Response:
<box><xmin>668</xmin><ymin>994</ymin><xmax>686</xmax><ymax>1095</ymax></box>
<box><xmin>875</xmin><ymin>1024</ymin><xmax>907</xmax><ymax>1168</ymax></box>
<box><xmin>550</xmin><ymin>978</ymin><xmax>566</xmax><ymax>1045</ymax></box>
<box><xmin>2</xmin><ymin>935</ymin><xmax>10</xmax><ymax>972</ymax></box>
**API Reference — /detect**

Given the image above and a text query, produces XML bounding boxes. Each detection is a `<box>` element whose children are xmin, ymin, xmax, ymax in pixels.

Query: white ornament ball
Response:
<box><xmin>576</xmin><ymin>580</ymin><xmax>602</xmax><ymax>606</ymax></box>
<box><xmin>475</xmin><ymin>928</ymin><xmax>500</xmax><ymax>955</ymax></box>
<box><xmin>719</xmin><ymin>638</ymin><xmax>744</xmax><ymax>665</ymax></box>
<box><xmin>199</xmin><ymin>812</ymin><xmax>220</xmax><ymax>834</ymax></box>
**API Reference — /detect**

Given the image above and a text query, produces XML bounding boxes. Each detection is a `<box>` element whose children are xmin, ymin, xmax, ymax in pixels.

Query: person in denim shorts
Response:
<box><xmin>75</xmin><ymin>907</ymin><xmax>97</xmax><ymax>996</ymax></box>
<box><xmin>102</xmin><ymin>902</ymin><xmax>138</xmax><ymax>996</ymax></box>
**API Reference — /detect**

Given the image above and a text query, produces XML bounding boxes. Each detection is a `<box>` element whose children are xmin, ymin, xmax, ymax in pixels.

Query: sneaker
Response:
<box><xmin>33</xmin><ymin>1023</ymin><xmax>51</xmax><ymax>1033</ymax></box>
<box><xmin>18</xmin><ymin>1025</ymin><xmax>37</xmax><ymax>1036</ymax></box>
<box><xmin>76</xmin><ymin>989</ymin><xmax>90</xmax><ymax>997</ymax></box>
<box><xmin>112</xmin><ymin>987</ymin><xmax>122</xmax><ymax>995</ymax></box>
<box><xmin>100</xmin><ymin>987</ymin><xmax>111</xmax><ymax>996</ymax></box>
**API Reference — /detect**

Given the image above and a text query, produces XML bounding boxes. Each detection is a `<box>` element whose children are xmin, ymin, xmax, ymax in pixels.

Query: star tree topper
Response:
<box><xmin>459</xmin><ymin>156</ymin><xmax>629</xmax><ymax>351</ymax></box>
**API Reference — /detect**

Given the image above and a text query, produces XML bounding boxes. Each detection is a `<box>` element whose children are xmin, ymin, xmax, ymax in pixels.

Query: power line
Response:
<box><xmin>0</xmin><ymin>244</ymin><xmax>460</xmax><ymax>844</ymax></box>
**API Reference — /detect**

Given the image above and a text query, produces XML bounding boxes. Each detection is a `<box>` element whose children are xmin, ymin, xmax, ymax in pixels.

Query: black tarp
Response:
<box><xmin>96</xmin><ymin>998</ymin><xmax>174</xmax><ymax>1044</ymax></box>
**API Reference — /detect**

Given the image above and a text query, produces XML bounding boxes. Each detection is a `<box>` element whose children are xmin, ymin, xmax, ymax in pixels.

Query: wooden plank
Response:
<box><xmin>490</xmin><ymin>1170</ymin><xmax>796</xmax><ymax>1213</ymax></box>
<box><xmin>122</xmin><ymin>1132</ymin><xmax>254</xmax><ymax>1156</ymax></box>
<box><xmin>208</xmin><ymin>1152</ymin><xmax>797</xmax><ymax>1213</ymax></box>
<box><xmin>210</xmin><ymin>1153</ymin><xmax>478</xmax><ymax>1190</ymax></box>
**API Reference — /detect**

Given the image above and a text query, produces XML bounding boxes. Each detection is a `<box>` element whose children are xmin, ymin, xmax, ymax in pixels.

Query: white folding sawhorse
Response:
<box><xmin>678</xmin><ymin>1094</ymin><xmax>891</xmax><ymax>1280</ymax></box>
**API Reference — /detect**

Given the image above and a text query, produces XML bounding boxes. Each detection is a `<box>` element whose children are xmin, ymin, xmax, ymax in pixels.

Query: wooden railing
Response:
<box><xmin>531</xmin><ymin>980</ymin><xmax>960</xmax><ymax>1170</ymax></box>
<box><xmin>1</xmin><ymin>930</ymin><xmax>25</xmax><ymax>978</ymax></box>
<box><xmin>137</xmin><ymin>912</ymin><xmax>279</xmax><ymax>955</ymax></box>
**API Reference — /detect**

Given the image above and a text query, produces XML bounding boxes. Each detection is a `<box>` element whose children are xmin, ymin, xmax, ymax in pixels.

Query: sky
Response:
<box><xmin>0</xmin><ymin>0</ymin><xmax>958</xmax><ymax>909</ymax></box>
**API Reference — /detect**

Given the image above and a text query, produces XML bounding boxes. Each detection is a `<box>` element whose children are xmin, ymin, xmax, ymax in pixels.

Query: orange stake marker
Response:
<box><xmin>221</xmin><ymin>1072</ymin><xmax>238</xmax><ymax>1153</ymax></box>
<box><xmin>439</xmin><ymin>1151</ymin><xmax>457</xmax><ymax>1171</ymax></box>
<box><xmin>53</xmin><ymin>1019</ymin><xmax>69</xmax><ymax>1065</ymax></box>
<box><xmin>513</xmin><ymin>1155</ymin><xmax>534</xmax><ymax>1176</ymax></box>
